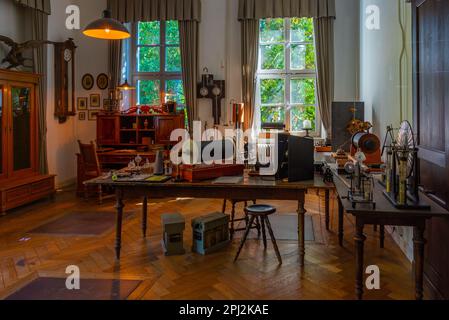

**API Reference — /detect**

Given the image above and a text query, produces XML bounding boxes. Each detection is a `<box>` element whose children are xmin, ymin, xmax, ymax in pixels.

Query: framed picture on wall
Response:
<box><xmin>90</xmin><ymin>94</ymin><xmax>101</xmax><ymax>109</ymax></box>
<box><xmin>77</xmin><ymin>97</ymin><xmax>88</xmax><ymax>111</ymax></box>
<box><xmin>78</xmin><ymin>112</ymin><xmax>86</xmax><ymax>121</ymax></box>
<box><xmin>103</xmin><ymin>99</ymin><xmax>110</xmax><ymax>110</ymax></box>
<box><xmin>97</xmin><ymin>73</ymin><xmax>109</xmax><ymax>90</ymax></box>
<box><xmin>88</xmin><ymin>110</ymin><xmax>99</xmax><ymax>121</ymax></box>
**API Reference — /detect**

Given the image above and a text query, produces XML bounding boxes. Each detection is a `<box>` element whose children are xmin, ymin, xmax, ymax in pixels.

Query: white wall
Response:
<box><xmin>73</xmin><ymin>0</ymin><xmax>109</xmax><ymax>143</ymax></box>
<box><xmin>359</xmin><ymin>0</ymin><xmax>414</xmax><ymax>260</ymax></box>
<box><xmin>46</xmin><ymin>0</ymin><xmax>77</xmax><ymax>187</ymax></box>
<box><xmin>334</xmin><ymin>0</ymin><xmax>360</xmax><ymax>101</ymax></box>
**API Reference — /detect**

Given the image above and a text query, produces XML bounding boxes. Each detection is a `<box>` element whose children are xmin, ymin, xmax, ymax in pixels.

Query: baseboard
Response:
<box><xmin>56</xmin><ymin>178</ymin><xmax>76</xmax><ymax>190</ymax></box>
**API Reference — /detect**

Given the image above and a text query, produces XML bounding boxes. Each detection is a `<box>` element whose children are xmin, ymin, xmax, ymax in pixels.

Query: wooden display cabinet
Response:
<box><xmin>0</xmin><ymin>70</ymin><xmax>56</xmax><ymax>214</ymax></box>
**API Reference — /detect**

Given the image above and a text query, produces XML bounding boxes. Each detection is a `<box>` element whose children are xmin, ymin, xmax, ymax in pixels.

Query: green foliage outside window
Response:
<box><xmin>258</xmin><ymin>18</ymin><xmax>317</xmax><ymax>131</ymax></box>
<box><xmin>138</xmin><ymin>80</ymin><xmax>160</xmax><ymax>105</ymax></box>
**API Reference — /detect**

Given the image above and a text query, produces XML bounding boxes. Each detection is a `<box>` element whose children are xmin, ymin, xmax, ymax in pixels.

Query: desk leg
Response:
<box><xmin>380</xmin><ymin>225</ymin><xmax>385</xmax><ymax>249</ymax></box>
<box><xmin>142</xmin><ymin>196</ymin><xmax>148</xmax><ymax>238</ymax></box>
<box><xmin>297</xmin><ymin>195</ymin><xmax>306</xmax><ymax>267</ymax></box>
<box><xmin>413</xmin><ymin>225</ymin><xmax>426</xmax><ymax>300</ymax></box>
<box><xmin>325</xmin><ymin>189</ymin><xmax>330</xmax><ymax>231</ymax></box>
<box><xmin>115</xmin><ymin>189</ymin><xmax>124</xmax><ymax>260</ymax></box>
<box><xmin>354</xmin><ymin>219</ymin><xmax>366</xmax><ymax>300</ymax></box>
<box><xmin>338</xmin><ymin>197</ymin><xmax>344</xmax><ymax>246</ymax></box>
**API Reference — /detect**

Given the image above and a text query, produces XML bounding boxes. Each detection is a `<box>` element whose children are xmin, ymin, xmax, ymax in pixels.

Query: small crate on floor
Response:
<box><xmin>192</xmin><ymin>212</ymin><xmax>230</xmax><ymax>255</ymax></box>
<box><xmin>161</xmin><ymin>213</ymin><xmax>185</xmax><ymax>256</ymax></box>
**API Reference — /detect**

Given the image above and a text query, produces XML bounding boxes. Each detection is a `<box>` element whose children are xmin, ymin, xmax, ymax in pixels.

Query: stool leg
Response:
<box><xmin>234</xmin><ymin>215</ymin><xmax>256</xmax><ymax>262</ymax></box>
<box><xmin>256</xmin><ymin>217</ymin><xmax>261</xmax><ymax>237</ymax></box>
<box><xmin>264</xmin><ymin>216</ymin><xmax>282</xmax><ymax>265</ymax></box>
<box><xmin>260</xmin><ymin>216</ymin><xmax>267</xmax><ymax>250</ymax></box>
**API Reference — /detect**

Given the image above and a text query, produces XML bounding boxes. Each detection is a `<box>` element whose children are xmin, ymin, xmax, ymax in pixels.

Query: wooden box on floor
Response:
<box><xmin>191</xmin><ymin>212</ymin><xmax>230</xmax><ymax>255</ymax></box>
<box><xmin>161</xmin><ymin>213</ymin><xmax>186</xmax><ymax>256</ymax></box>
<box><xmin>0</xmin><ymin>70</ymin><xmax>56</xmax><ymax>214</ymax></box>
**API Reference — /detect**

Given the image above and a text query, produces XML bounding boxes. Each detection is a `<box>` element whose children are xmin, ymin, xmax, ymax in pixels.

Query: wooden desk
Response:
<box><xmin>85</xmin><ymin>176</ymin><xmax>333</xmax><ymax>266</ymax></box>
<box><xmin>332</xmin><ymin>171</ymin><xmax>449</xmax><ymax>300</ymax></box>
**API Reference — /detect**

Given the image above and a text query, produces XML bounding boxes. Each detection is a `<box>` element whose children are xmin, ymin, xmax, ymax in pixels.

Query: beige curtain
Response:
<box><xmin>179</xmin><ymin>20</ymin><xmax>199</xmax><ymax>132</ymax></box>
<box><xmin>239</xmin><ymin>0</ymin><xmax>335</xmax><ymax>20</ymax></box>
<box><xmin>241</xmin><ymin>20</ymin><xmax>259</xmax><ymax>131</ymax></box>
<box><xmin>14</xmin><ymin>0</ymin><xmax>51</xmax><ymax>15</ymax></box>
<box><xmin>108</xmin><ymin>40</ymin><xmax>123</xmax><ymax>89</ymax></box>
<box><xmin>109</xmin><ymin>0</ymin><xmax>201</xmax><ymax>22</ymax></box>
<box><xmin>314</xmin><ymin>17</ymin><xmax>334</xmax><ymax>140</ymax></box>
<box><xmin>27</xmin><ymin>8</ymin><xmax>49</xmax><ymax>174</ymax></box>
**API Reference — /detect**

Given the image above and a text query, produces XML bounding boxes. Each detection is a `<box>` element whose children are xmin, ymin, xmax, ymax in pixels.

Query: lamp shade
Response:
<box><xmin>83</xmin><ymin>10</ymin><xmax>130</xmax><ymax>40</ymax></box>
<box><xmin>117</xmin><ymin>79</ymin><xmax>135</xmax><ymax>90</ymax></box>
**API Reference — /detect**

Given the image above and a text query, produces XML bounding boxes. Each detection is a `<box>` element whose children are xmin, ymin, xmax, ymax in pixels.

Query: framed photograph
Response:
<box><xmin>88</xmin><ymin>110</ymin><xmax>99</xmax><ymax>121</ymax></box>
<box><xmin>78</xmin><ymin>112</ymin><xmax>86</xmax><ymax>121</ymax></box>
<box><xmin>103</xmin><ymin>98</ymin><xmax>110</xmax><ymax>109</ymax></box>
<box><xmin>81</xmin><ymin>74</ymin><xmax>94</xmax><ymax>90</ymax></box>
<box><xmin>77</xmin><ymin>97</ymin><xmax>88</xmax><ymax>111</ymax></box>
<box><xmin>97</xmin><ymin>73</ymin><xmax>109</xmax><ymax>90</ymax></box>
<box><xmin>90</xmin><ymin>94</ymin><xmax>101</xmax><ymax>109</ymax></box>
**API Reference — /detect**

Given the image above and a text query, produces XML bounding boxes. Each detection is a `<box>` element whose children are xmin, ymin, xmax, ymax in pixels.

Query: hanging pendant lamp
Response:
<box><xmin>83</xmin><ymin>9</ymin><xmax>130</xmax><ymax>40</ymax></box>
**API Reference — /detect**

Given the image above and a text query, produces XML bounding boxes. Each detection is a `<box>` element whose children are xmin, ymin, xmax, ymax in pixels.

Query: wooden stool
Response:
<box><xmin>222</xmin><ymin>199</ymin><xmax>260</xmax><ymax>239</ymax></box>
<box><xmin>234</xmin><ymin>204</ymin><xmax>282</xmax><ymax>265</ymax></box>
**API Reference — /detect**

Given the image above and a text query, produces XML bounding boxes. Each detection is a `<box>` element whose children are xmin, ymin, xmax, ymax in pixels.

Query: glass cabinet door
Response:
<box><xmin>11</xmin><ymin>86</ymin><xmax>32</xmax><ymax>173</ymax></box>
<box><xmin>0</xmin><ymin>84</ymin><xmax>4</xmax><ymax>177</ymax></box>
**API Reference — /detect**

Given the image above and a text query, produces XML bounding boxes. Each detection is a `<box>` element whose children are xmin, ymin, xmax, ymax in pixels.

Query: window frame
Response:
<box><xmin>256</xmin><ymin>18</ymin><xmax>321</xmax><ymax>135</ymax></box>
<box><xmin>129</xmin><ymin>21</ymin><xmax>183</xmax><ymax>107</ymax></box>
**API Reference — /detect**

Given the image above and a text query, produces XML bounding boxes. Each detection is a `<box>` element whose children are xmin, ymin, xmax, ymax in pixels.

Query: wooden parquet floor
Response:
<box><xmin>0</xmin><ymin>188</ymin><xmax>417</xmax><ymax>300</ymax></box>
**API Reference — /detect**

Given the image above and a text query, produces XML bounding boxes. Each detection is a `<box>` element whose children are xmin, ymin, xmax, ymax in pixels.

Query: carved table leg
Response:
<box><xmin>380</xmin><ymin>225</ymin><xmax>385</xmax><ymax>249</ymax></box>
<box><xmin>354</xmin><ymin>219</ymin><xmax>366</xmax><ymax>300</ymax></box>
<box><xmin>115</xmin><ymin>188</ymin><xmax>125</xmax><ymax>260</ymax></box>
<box><xmin>297</xmin><ymin>195</ymin><xmax>306</xmax><ymax>267</ymax></box>
<box><xmin>413</xmin><ymin>224</ymin><xmax>426</xmax><ymax>300</ymax></box>
<box><xmin>338</xmin><ymin>197</ymin><xmax>344</xmax><ymax>246</ymax></box>
<box><xmin>325</xmin><ymin>189</ymin><xmax>330</xmax><ymax>231</ymax></box>
<box><xmin>142</xmin><ymin>196</ymin><xmax>148</xmax><ymax>238</ymax></box>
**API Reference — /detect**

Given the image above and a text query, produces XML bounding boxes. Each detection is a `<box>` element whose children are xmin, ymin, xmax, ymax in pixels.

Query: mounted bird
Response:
<box><xmin>0</xmin><ymin>35</ymin><xmax>56</xmax><ymax>70</ymax></box>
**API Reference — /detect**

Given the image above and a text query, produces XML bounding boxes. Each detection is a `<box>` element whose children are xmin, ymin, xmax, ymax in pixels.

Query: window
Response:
<box><xmin>256</xmin><ymin>18</ymin><xmax>318</xmax><ymax>133</ymax></box>
<box><xmin>131</xmin><ymin>21</ymin><xmax>185</xmax><ymax>111</ymax></box>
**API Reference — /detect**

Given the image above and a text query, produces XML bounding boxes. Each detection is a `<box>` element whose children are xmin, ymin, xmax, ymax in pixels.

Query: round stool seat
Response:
<box><xmin>244</xmin><ymin>204</ymin><xmax>276</xmax><ymax>216</ymax></box>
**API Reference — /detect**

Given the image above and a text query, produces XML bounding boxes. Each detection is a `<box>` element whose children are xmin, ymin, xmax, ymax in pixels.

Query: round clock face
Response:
<box><xmin>199</xmin><ymin>87</ymin><xmax>209</xmax><ymax>97</ymax></box>
<box><xmin>64</xmin><ymin>49</ymin><xmax>72</xmax><ymax>62</ymax></box>
<box><xmin>212</xmin><ymin>86</ymin><xmax>221</xmax><ymax>96</ymax></box>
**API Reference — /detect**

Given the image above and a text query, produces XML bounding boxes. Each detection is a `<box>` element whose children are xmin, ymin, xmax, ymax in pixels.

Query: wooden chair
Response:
<box><xmin>77</xmin><ymin>140</ymin><xmax>103</xmax><ymax>203</ymax></box>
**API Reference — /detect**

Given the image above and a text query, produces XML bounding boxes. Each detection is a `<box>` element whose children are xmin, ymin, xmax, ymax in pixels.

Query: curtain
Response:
<box><xmin>179</xmin><ymin>20</ymin><xmax>199</xmax><ymax>132</ymax></box>
<box><xmin>108</xmin><ymin>40</ymin><xmax>123</xmax><ymax>89</ymax></box>
<box><xmin>238</xmin><ymin>0</ymin><xmax>336</xmax><ymax>20</ymax></box>
<box><xmin>314</xmin><ymin>17</ymin><xmax>334</xmax><ymax>140</ymax></box>
<box><xmin>13</xmin><ymin>0</ymin><xmax>51</xmax><ymax>15</ymax></box>
<box><xmin>27</xmin><ymin>8</ymin><xmax>49</xmax><ymax>174</ymax></box>
<box><xmin>241</xmin><ymin>20</ymin><xmax>259</xmax><ymax>131</ymax></box>
<box><xmin>109</xmin><ymin>0</ymin><xmax>201</xmax><ymax>22</ymax></box>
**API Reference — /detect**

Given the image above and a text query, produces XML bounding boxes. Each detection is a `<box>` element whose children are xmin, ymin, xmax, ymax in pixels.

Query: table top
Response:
<box><xmin>332</xmin><ymin>168</ymin><xmax>449</xmax><ymax>218</ymax></box>
<box><xmin>85</xmin><ymin>174</ymin><xmax>334</xmax><ymax>191</ymax></box>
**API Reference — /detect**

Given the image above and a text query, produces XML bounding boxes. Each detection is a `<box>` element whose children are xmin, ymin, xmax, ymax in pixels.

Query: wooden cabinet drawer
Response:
<box><xmin>6</xmin><ymin>185</ymin><xmax>31</xmax><ymax>202</ymax></box>
<box><xmin>31</xmin><ymin>178</ymin><xmax>54</xmax><ymax>194</ymax></box>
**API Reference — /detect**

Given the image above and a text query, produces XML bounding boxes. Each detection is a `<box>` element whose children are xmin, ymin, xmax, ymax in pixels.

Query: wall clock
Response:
<box><xmin>54</xmin><ymin>38</ymin><xmax>77</xmax><ymax>123</ymax></box>
<box><xmin>97</xmin><ymin>73</ymin><xmax>109</xmax><ymax>90</ymax></box>
<box><xmin>82</xmin><ymin>73</ymin><xmax>94</xmax><ymax>90</ymax></box>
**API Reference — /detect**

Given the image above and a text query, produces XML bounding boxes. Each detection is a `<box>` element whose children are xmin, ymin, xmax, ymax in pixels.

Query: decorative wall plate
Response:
<box><xmin>97</xmin><ymin>73</ymin><xmax>109</xmax><ymax>90</ymax></box>
<box><xmin>82</xmin><ymin>74</ymin><xmax>94</xmax><ymax>90</ymax></box>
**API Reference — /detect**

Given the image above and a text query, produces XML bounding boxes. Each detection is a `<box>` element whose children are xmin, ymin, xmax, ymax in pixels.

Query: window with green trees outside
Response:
<box><xmin>133</xmin><ymin>21</ymin><xmax>186</xmax><ymax>116</ymax></box>
<box><xmin>257</xmin><ymin>18</ymin><xmax>318</xmax><ymax>133</ymax></box>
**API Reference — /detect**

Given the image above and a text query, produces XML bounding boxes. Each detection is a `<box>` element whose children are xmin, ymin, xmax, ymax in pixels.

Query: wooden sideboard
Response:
<box><xmin>96</xmin><ymin>113</ymin><xmax>184</xmax><ymax>148</ymax></box>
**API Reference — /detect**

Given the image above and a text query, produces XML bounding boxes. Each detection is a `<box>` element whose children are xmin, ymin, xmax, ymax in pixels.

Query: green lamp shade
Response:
<box><xmin>83</xmin><ymin>10</ymin><xmax>130</xmax><ymax>40</ymax></box>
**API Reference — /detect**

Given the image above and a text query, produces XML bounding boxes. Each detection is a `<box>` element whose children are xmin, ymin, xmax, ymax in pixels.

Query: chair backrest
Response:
<box><xmin>78</xmin><ymin>140</ymin><xmax>101</xmax><ymax>176</ymax></box>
